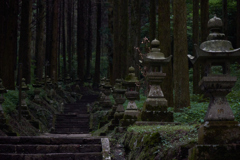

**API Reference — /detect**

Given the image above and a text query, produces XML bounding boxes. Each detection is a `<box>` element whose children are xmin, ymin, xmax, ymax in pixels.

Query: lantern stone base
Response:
<box><xmin>141</xmin><ymin>111</ymin><xmax>173</xmax><ymax>122</ymax></box>
<box><xmin>188</xmin><ymin>144</ymin><xmax>240</xmax><ymax>160</ymax></box>
<box><xmin>120</xmin><ymin>110</ymin><xmax>140</xmax><ymax>127</ymax></box>
<box><xmin>198</xmin><ymin>121</ymin><xmax>240</xmax><ymax>144</ymax></box>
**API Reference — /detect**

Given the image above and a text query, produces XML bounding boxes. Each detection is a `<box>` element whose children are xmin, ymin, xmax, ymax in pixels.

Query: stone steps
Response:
<box><xmin>0</xmin><ymin>137</ymin><xmax>103</xmax><ymax>160</ymax></box>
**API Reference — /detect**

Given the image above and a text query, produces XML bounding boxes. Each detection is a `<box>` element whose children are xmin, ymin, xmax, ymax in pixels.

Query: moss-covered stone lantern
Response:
<box><xmin>108</xmin><ymin>79</ymin><xmax>126</xmax><ymax>130</ymax></box>
<box><xmin>140</xmin><ymin>39</ymin><xmax>173</xmax><ymax>122</ymax></box>
<box><xmin>19</xmin><ymin>78</ymin><xmax>31</xmax><ymax>120</ymax></box>
<box><xmin>101</xmin><ymin>79</ymin><xmax>112</xmax><ymax>110</ymax></box>
<box><xmin>32</xmin><ymin>78</ymin><xmax>42</xmax><ymax>102</ymax></box>
<box><xmin>0</xmin><ymin>79</ymin><xmax>7</xmax><ymax>113</ymax></box>
<box><xmin>99</xmin><ymin>77</ymin><xmax>106</xmax><ymax>104</ymax></box>
<box><xmin>188</xmin><ymin>15</ymin><xmax>240</xmax><ymax>159</ymax></box>
<box><xmin>120</xmin><ymin>66</ymin><xmax>140</xmax><ymax>127</ymax></box>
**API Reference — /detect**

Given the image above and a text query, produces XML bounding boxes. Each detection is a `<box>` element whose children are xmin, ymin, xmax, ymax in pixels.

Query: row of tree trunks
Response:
<box><xmin>62</xmin><ymin>0</ymin><xmax>67</xmax><ymax>81</ymax></box>
<box><xmin>237</xmin><ymin>0</ymin><xmax>240</xmax><ymax>48</ymax></box>
<box><xmin>0</xmin><ymin>0</ymin><xmax>18</xmax><ymax>89</ymax></box>
<box><xmin>158</xmin><ymin>0</ymin><xmax>173</xmax><ymax>108</ymax></box>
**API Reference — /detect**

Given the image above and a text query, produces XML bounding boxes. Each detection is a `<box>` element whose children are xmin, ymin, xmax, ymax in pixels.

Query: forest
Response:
<box><xmin>1</xmin><ymin>0</ymin><xmax>240</xmax><ymax>160</ymax></box>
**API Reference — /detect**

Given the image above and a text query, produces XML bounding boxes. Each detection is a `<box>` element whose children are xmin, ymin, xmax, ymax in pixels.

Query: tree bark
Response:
<box><xmin>50</xmin><ymin>0</ymin><xmax>58</xmax><ymax>82</ymax></box>
<box><xmin>149</xmin><ymin>0</ymin><xmax>156</xmax><ymax>41</ymax></box>
<box><xmin>119</xmin><ymin>0</ymin><xmax>128</xmax><ymax>78</ymax></box>
<box><xmin>35</xmin><ymin>0</ymin><xmax>45</xmax><ymax>80</ymax></box>
<box><xmin>45</xmin><ymin>0</ymin><xmax>53</xmax><ymax>76</ymax></box>
<box><xmin>67</xmin><ymin>0</ymin><xmax>73</xmax><ymax>75</ymax></box>
<box><xmin>19</xmin><ymin>0</ymin><xmax>32</xmax><ymax>84</ymax></box>
<box><xmin>222</xmin><ymin>0</ymin><xmax>228</xmax><ymax>39</ymax></box>
<box><xmin>200</xmin><ymin>0</ymin><xmax>209</xmax><ymax>43</ymax></box>
<box><xmin>62</xmin><ymin>0</ymin><xmax>67</xmax><ymax>81</ymax></box>
<box><xmin>107</xmin><ymin>0</ymin><xmax>113</xmax><ymax>83</ymax></box>
<box><xmin>158</xmin><ymin>0</ymin><xmax>173</xmax><ymax>107</ymax></box>
<box><xmin>86</xmin><ymin>0</ymin><xmax>93</xmax><ymax>81</ymax></box>
<box><xmin>112</xmin><ymin>0</ymin><xmax>120</xmax><ymax>81</ymax></box>
<box><xmin>173</xmin><ymin>0</ymin><xmax>190</xmax><ymax>111</ymax></box>
<box><xmin>237</xmin><ymin>0</ymin><xmax>240</xmax><ymax>48</ymax></box>
<box><xmin>0</xmin><ymin>0</ymin><xmax>18</xmax><ymax>89</ymax></box>
<box><xmin>192</xmin><ymin>0</ymin><xmax>201</xmax><ymax>94</ymax></box>
<box><xmin>93</xmin><ymin>0</ymin><xmax>101</xmax><ymax>88</ymax></box>
<box><xmin>129</xmin><ymin>0</ymin><xmax>141</xmax><ymax>79</ymax></box>
<box><xmin>77</xmin><ymin>0</ymin><xmax>86</xmax><ymax>82</ymax></box>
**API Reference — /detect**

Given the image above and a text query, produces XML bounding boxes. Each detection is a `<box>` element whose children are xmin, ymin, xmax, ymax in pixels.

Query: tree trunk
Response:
<box><xmin>50</xmin><ymin>0</ymin><xmax>58</xmax><ymax>82</ymax></box>
<box><xmin>173</xmin><ymin>0</ymin><xmax>190</xmax><ymax>111</ymax></box>
<box><xmin>62</xmin><ymin>0</ymin><xmax>67</xmax><ymax>81</ymax></box>
<box><xmin>112</xmin><ymin>0</ymin><xmax>120</xmax><ymax>81</ymax></box>
<box><xmin>58</xmin><ymin>0</ymin><xmax>62</xmax><ymax>78</ymax></box>
<box><xmin>67</xmin><ymin>0</ymin><xmax>72</xmax><ymax>75</ymax></box>
<box><xmin>192</xmin><ymin>0</ymin><xmax>201</xmax><ymax>94</ymax></box>
<box><xmin>0</xmin><ymin>0</ymin><xmax>18</xmax><ymax>89</ymax></box>
<box><xmin>222</xmin><ymin>0</ymin><xmax>227</xmax><ymax>39</ymax></box>
<box><xmin>158</xmin><ymin>0</ymin><xmax>173</xmax><ymax>107</ymax></box>
<box><xmin>129</xmin><ymin>0</ymin><xmax>141</xmax><ymax>79</ymax></box>
<box><xmin>93</xmin><ymin>0</ymin><xmax>101</xmax><ymax>88</ymax></box>
<box><xmin>107</xmin><ymin>0</ymin><xmax>113</xmax><ymax>83</ymax></box>
<box><xmin>45</xmin><ymin>0</ymin><xmax>53</xmax><ymax>76</ymax></box>
<box><xmin>119</xmin><ymin>0</ymin><xmax>128</xmax><ymax>78</ymax></box>
<box><xmin>237</xmin><ymin>0</ymin><xmax>240</xmax><ymax>48</ymax></box>
<box><xmin>86</xmin><ymin>0</ymin><xmax>93</xmax><ymax>81</ymax></box>
<box><xmin>149</xmin><ymin>0</ymin><xmax>156</xmax><ymax>41</ymax></box>
<box><xmin>35</xmin><ymin>0</ymin><xmax>45</xmax><ymax>80</ymax></box>
<box><xmin>77</xmin><ymin>0</ymin><xmax>86</xmax><ymax>82</ymax></box>
<box><xmin>19</xmin><ymin>0</ymin><xmax>32</xmax><ymax>84</ymax></box>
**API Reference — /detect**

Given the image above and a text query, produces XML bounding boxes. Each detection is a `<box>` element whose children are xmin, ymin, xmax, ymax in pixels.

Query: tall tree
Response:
<box><xmin>149</xmin><ymin>0</ymin><xmax>156</xmax><ymax>41</ymax></box>
<box><xmin>107</xmin><ymin>0</ymin><xmax>113</xmax><ymax>83</ymax></box>
<box><xmin>129</xmin><ymin>0</ymin><xmax>141</xmax><ymax>78</ymax></box>
<box><xmin>62</xmin><ymin>0</ymin><xmax>67</xmax><ymax>80</ymax></box>
<box><xmin>237</xmin><ymin>0</ymin><xmax>240</xmax><ymax>47</ymax></box>
<box><xmin>200</xmin><ymin>0</ymin><xmax>209</xmax><ymax>43</ymax></box>
<box><xmin>158</xmin><ymin>0</ymin><xmax>173</xmax><ymax>107</ymax></box>
<box><xmin>67</xmin><ymin>0</ymin><xmax>73</xmax><ymax>75</ymax></box>
<box><xmin>173</xmin><ymin>0</ymin><xmax>190</xmax><ymax>111</ymax></box>
<box><xmin>50</xmin><ymin>0</ymin><xmax>58</xmax><ymax>81</ymax></box>
<box><xmin>0</xmin><ymin>0</ymin><xmax>18</xmax><ymax>89</ymax></box>
<box><xmin>86</xmin><ymin>0</ymin><xmax>93</xmax><ymax>80</ymax></box>
<box><xmin>112</xmin><ymin>0</ymin><xmax>120</xmax><ymax>81</ymax></box>
<box><xmin>45</xmin><ymin>0</ymin><xmax>53</xmax><ymax>76</ymax></box>
<box><xmin>222</xmin><ymin>0</ymin><xmax>228</xmax><ymax>39</ymax></box>
<box><xmin>93</xmin><ymin>0</ymin><xmax>101</xmax><ymax>88</ymax></box>
<box><xmin>19</xmin><ymin>0</ymin><xmax>32</xmax><ymax>84</ymax></box>
<box><xmin>192</xmin><ymin>0</ymin><xmax>201</xmax><ymax>94</ymax></box>
<box><xmin>119</xmin><ymin>0</ymin><xmax>128</xmax><ymax>78</ymax></box>
<box><xmin>35</xmin><ymin>0</ymin><xmax>45</xmax><ymax>80</ymax></box>
<box><xmin>77</xmin><ymin>0</ymin><xmax>86</xmax><ymax>82</ymax></box>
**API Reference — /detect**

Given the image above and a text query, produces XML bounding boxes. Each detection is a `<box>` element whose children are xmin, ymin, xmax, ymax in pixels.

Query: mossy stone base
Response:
<box><xmin>198</xmin><ymin>121</ymin><xmax>240</xmax><ymax>144</ymax></box>
<box><xmin>120</xmin><ymin>119</ymin><xmax>137</xmax><ymax>127</ymax></box>
<box><xmin>141</xmin><ymin>111</ymin><xmax>173</xmax><ymax>122</ymax></box>
<box><xmin>144</xmin><ymin>98</ymin><xmax>168</xmax><ymax>111</ymax></box>
<box><xmin>188</xmin><ymin>144</ymin><xmax>240</xmax><ymax>160</ymax></box>
<box><xmin>123</xmin><ymin>110</ymin><xmax>139</xmax><ymax>119</ymax></box>
<box><xmin>114</xmin><ymin>112</ymin><xmax>124</xmax><ymax>120</ymax></box>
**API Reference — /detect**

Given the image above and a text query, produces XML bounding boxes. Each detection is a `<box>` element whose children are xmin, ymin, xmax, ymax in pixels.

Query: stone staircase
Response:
<box><xmin>0</xmin><ymin>136</ymin><xmax>103</xmax><ymax>160</ymax></box>
<box><xmin>53</xmin><ymin>95</ymin><xmax>99</xmax><ymax>134</ymax></box>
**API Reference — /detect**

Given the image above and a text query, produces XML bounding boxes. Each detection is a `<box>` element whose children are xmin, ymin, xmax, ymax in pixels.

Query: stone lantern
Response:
<box><xmin>188</xmin><ymin>15</ymin><xmax>240</xmax><ymax>159</ymax></box>
<box><xmin>141</xmin><ymin>39</ymin><xmax>173</xmax><ymax>122</ymax></box>
<box><xmin>99</xmin><ymin>77</ymin><xmax>106</xmax><ymax>105</ymax></box>
<box><xmin>0</xmin><ymin>79</ymin><xmax>7</xmax><ymax>113</ymax></box>
<box><xmin>32</xmin><ymin>78</ymin><xmax>42</xmax><ymax>102</ymax></box>
<box><xmin>65</xmin><ymin>74</ymin><xmax>71</xmax><ymax>84</ymax></box>
<box><xmin>101</xmin><ymin>79</ymin><xmax>112</xmax><ymax>110</ymax></box>
<box><xmin>20</xmin><ymin>78</ymin><xmax>31</xmax><ymax>120</ymax></box>
<box><xmin>109</xmin><ymin>79</ymin><xmax>126</xmax><ymax>129</ymax></box>
<box><xmin>120</xmin><ymin>66</ymin><xmax>140</xmax><ymax>127</ymax></box>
